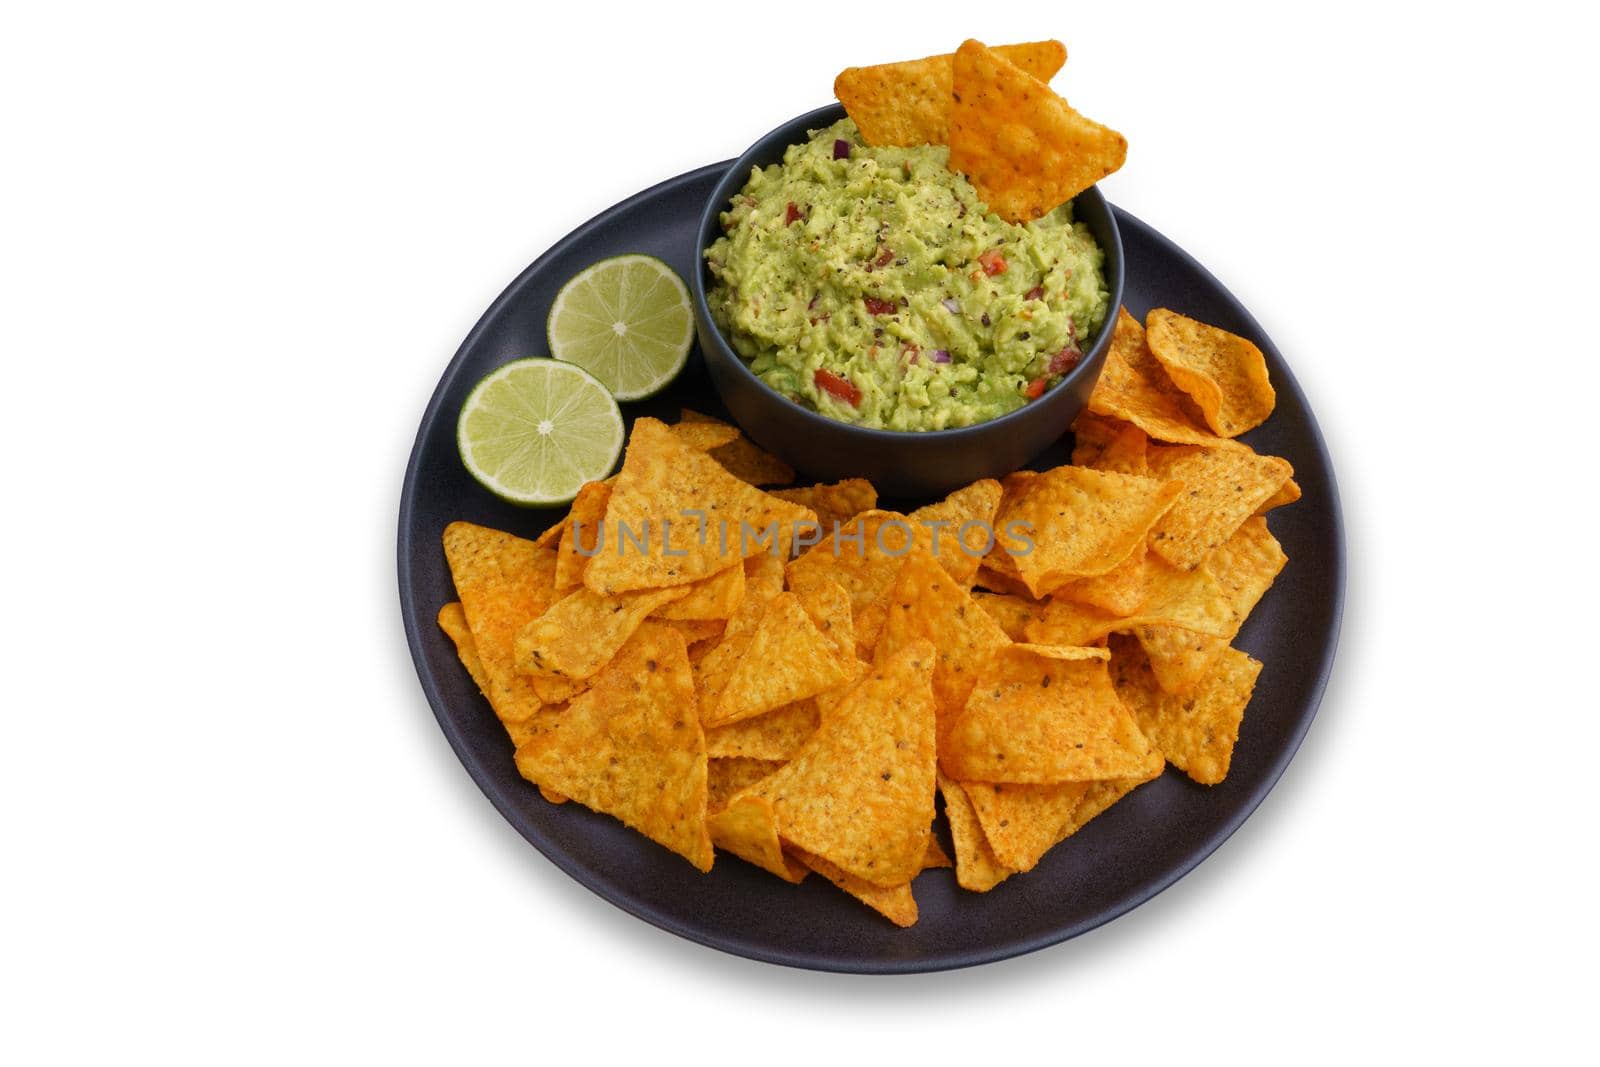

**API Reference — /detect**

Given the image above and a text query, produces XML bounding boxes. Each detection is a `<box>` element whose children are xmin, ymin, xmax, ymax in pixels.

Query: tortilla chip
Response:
<box><xmin>1110</xmin><ymin>635</ymin><xmax>1261</xmax><ymax>785</ymax></box>
<box><xmin>707</xmin><ymin>757</ymin><xmax>784</xmax><ymax>812</ymax></box>
<box><xmin>708</xmin><ymin>794</ymin><xmax>809</xmax><ymax>882</ymax></box>
<box><xmin>1053</xmin><ymin>541</ymin><xmax>1154</xmax><ymax>616</ymax></box>
<box><xmin>948</xmin><ymin>40</ymin><xmax>1126</xmax><ymax>222</ymax></box>
<box><xmin>659</xmin><ymin>618</ymin><xmax>725</xmax><ymax>643</ymax></box>
<box><xmin>584</xmin><ymin>418</ymin><xmax>812</xmax><ymax>595</ymax></box>
<box><xmin>1146</xmin><ymin>309</ymin><xmax>1276</xmax><ymax>437</ymax></box>
<box><xmin>1024</xmin><ymin>560</ymin><xmax>1235</xmax><ymax>646</ymax></box>
<box><xmin>537</xmin><ymin>785</ymin><xmax>568</xmax><ymax>804</ymax></box>
<box><xmin>995</xmin><ymin>465</ymin><xmax>1182</xmax><ymax>595</ymax></box>
<box><xmin>555</xmin><ymin>480</ymin><xmax>612</xmax><ymax>592</ymax></box>
<box><xmin>1070</xmin><ymin>412</ymin><xmax>1136</xmax><ymax>466</ymax></box>
<box><xmin>1134</xmin><ymin>516</ymin><xmax>1286</xmax><ymax>692</ymax></box>
<box><xmin>1088</xmin><ymin>309</ymin><xmax>1242</xmax><ymax>447</ymax></box>
<box><xmin>790</xmin><ymin>846</ymin><xmax>918</xmax><ymax>927</ymax></box>
<box><xmin>961</xmin><ymin>779</ymin><xmax>1091</xmax><ymax>872</ymax></box>
<box><xmin>787</xmin><ymin>572</ymin><xmax>856</xmax><ymax>659</ymax></box>
<box><xmin>923</xmin><ymin>836</ymin><xmax>953</xmax><ymax>869</ymax></box>
<box><xmin>679</xmin><ymin>409</ymin><xmax>795</xmax><ymax>486</ymax></box>
<box><xmin>692</xmin><ymin>553</ymin><xmax>787</xmax><ymax>711</ymax></box>
<box><xmin>705</xmin><ymin>699</ymin><xmax>820</xmax><ymax>760</ymax></box>
<box><xmin>971</xmin><ymin>590</ymin><xmax>1048</xmax><ymax>641</ymax></box>
<box><xmin>938</xmin><ymin>773</ymin><xmax>1014</xmax><ymax>892</ymax></box>
<box><xmin>1146</xmin><ymin>443</ymin><xmax>1293</xmax><ymax>570</ymax></box>
<box><xmin>654</xmin><ymin>560</ymin><xmax>745</xmax><ymax>620</ymax></box>
<box><xmin>834</xmin><ymin>40</ymin><xmax>1066</xmax><ymax>148</ymax></box>
<box><xmin>973</xmin><ymin>563</ymin><xmax>1037</xmax><ymax>599</ymax></box>
<box><xmin>671</xmin><ymin>420</ymin><xmax>741</xmax><ymax>452</ymax></box>
<box><xmin>512</xmin><ymin>624</ymin><xmax>714</xmax><ymax>871</ymax></box>
<box><xmin>770</xmin><ymin>478</ymin><xmax>878</xmax><ymax>530</ymax></box>
<box><xmin>707</xmin><ymin>592</ymin><xmax>852</xmax><ymax>728</ymax></box>
<box><xmin>1056</xmin><ymin>748</ymin><xmax>1166</xmax><ymax>840</ymax></box>
<box><xmin>442</xmin><ymin>522</ymin><xmax>562</xmax><ymax>735</ymax></box>
<box><xmin>437</xmin><ymin>602</ymin><xmax>491</xmax><ymax>697</ymax></box>
<box><xmin>785</xmin><ymin>510</ymin><xmax>932</xmax><ymax>657</ymax></box>
<box><xmin>876</xmin><ymin>549</ymin><xmax>1011</xmax><ymax>747</ymax></box>
<box><xmin>1255</xmin><ymin>477</ymin><xmax>1302</xmax><ymax>516</ymax></box>
<box><xmin>530</xmin><ymin>673</ymin><xmax>583</xmax><ymax>705</ymax></box>
<box><xmin>909</xmin><ymin>479</ymin><xmax>1003</xmax><ymax>586</ymax></box>
<box><xmin>1084</xmin><ymin>422</ymin><xmax>1150</xmax><ymax>477</ymax></box>
<box><xmin>515</xmin><ymin>583</ymin><xmax>688</xmax><ymax>682</ymax></box>
<box><xmin>726</xmin><ymin>641</ymin><xmax>937</xmax><ymax>886</ymax></box>
<box><xmin>943</xmin><ymin>643</ymin><xmax>1153</xmax><ymax>783</ymax></box>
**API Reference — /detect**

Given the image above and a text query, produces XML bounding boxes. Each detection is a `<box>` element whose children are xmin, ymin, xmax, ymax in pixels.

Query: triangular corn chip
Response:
<box><xmin>1146</xmin><ymin>309</ymin><xmax>1276</xmax><ymax>437</ymax></box>
<box><xmin>938</xmin><ymin>773</ymin><xmax>1014</xmax><ymax>892</ymax></box>
<box><xmin>960</xmin><ymin>780</ymin><xmax>1090</xmax><ymax>872</ymax></box>
<box><xmin>705</xmin><ymin>699</ymin><xmax>820</xmax><ymax>760</ymax></box>
<box><xmin>555</xmin><ymin>479</ymin><xmax>612</xmax><ymax>592</ymax></box>
<box><xmin>513</xmin><ymin>624</ymin><xmax>714</xmax><ymax>871</ymax></box>
<box><xmin>789</xmin><ymin>847</ymin><xmax>918</xmax><ymax>927</ymax></box>
<box><xmin>786</xmin><ymin>510</ymin><xmax>934</xmax><ymax>657</ymax></box>
<box><xmin>1146</xmin><ymin>443</ymin><xmax>1292</xmax><ymax>570</ymax></box>
<box><xmin>909</xmin><ymin>478</ymin><xmax>1004</xmax><ymax>585</ymax></box>
<box><xmin>707</xmin><ymin>592</ymin><xmax>851</xmax><ymax>728</ymax></box>
<box><xmin>1110</xmin><ymin>635</ymin><xmax>1261</xmax><ymax>785</ymax></box>
<box><xmin>948</xmin><ymin>40</ymin><xmax>1125</xmax><ymax>222</ymax></box>
<box><xmin>707</xmin><ymin>794</ymin><xmax>808</xmax><ymax>883</ymax></box>
<box><xmin>707</xmin><ymin>757</ymin><xmax>784</xmax><ymax>814</ymax></box>
<box><xmin>515</xmin><ymin>583</ymin><xmax>689</xmax><ymax>683</ymax></box>
<box><xmin>679</xmin><ymin>409</ymin><xmax>795</xmax><ymax>486</ymax></box>
<box><xmin>654</xmin><ymin>559</ymin><xmax>745</xmax><ymax>620</ymax></box>
<box><xmin>1088</xmin><ymin>309</ymin><xmax>1244</xmax><ymax>447</ymax></box>
<box><xmin>770</xmin><ymin>478</ymin><xmax>878</xmax><ymax>530</ymax></box>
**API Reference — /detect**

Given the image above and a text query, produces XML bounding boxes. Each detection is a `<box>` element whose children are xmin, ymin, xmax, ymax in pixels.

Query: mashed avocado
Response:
<box><xmin>705</xmin><ymin>118</ymin><xmax>1109</xmax><ymax>431</ymax></box>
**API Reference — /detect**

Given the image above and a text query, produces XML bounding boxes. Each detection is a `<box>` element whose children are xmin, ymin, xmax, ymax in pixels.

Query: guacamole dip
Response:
<box><xmin>705</xmin><ymin>119</ymin><xmax>1109</xmax><ymax>432</ymax></box>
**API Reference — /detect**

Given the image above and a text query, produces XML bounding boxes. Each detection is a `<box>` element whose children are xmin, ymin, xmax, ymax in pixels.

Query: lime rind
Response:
<box><xmin>547</xmin><ymin>253</ymin><xmax>693</xmax><ymax>401</ymax></box>
<box><xmin>456</xmin><ymin>358</ymin><xmax>624</xmax><ymax>506</ymax></box>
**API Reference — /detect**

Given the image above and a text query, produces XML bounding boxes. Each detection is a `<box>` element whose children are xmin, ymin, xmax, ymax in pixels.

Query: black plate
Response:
<box><xmin>398</xmin><ymin>163</ymin><xmax>1344</xmax><ymax>974</ymax></box>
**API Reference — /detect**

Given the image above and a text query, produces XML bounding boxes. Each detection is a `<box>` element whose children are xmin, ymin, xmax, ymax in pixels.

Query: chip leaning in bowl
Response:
<box><xmin>704</xmin><ymin>118</ymin><xmax>1110</xmax><ymax>432</ymax></box>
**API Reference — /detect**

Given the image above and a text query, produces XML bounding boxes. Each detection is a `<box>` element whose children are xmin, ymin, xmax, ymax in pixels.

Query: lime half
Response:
<box><xmin>456</xmin><ymin>359</ymin><xmax>624</xmax><ymax>506</ymax></box>
<box><xmin>547</xmin><ymin>254</ymin><xmax>693</xmax><ymax>401</ymax></box>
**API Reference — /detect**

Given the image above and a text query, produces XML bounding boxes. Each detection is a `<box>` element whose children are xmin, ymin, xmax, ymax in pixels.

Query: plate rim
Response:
<box><xmin>397</xmin><ymin>163</ymin><xmax>1346</xmax><ymax>974</ymax></box>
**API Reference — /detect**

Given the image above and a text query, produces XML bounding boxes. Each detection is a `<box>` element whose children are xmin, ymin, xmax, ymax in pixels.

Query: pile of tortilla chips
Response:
<box><xmin>835</xmin><ymin>39</ymin><xmax>1126</xmax><ymax>222</ymax></box>
<box><xmin>438</xmin><ymin>308</ymin><xmax>1291</xmax><ymax>925</ymax></box>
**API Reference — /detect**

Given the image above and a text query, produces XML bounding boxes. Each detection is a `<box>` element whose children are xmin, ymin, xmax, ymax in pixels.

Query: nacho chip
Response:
<box><xmin>1083</xmin><ymin>422</ymin><xmax>1149</xmax><ymax>476</ymax></box>
<box><xmin>654</xmin><ymin>559</ymin><xmax>746</xmax><ymax>621</ymax></box>
<box><xmin>679</xmin><ymin>408</ymin><xmax>795</xmax><ymax>486</ymax></box>
<box><xmin>1056</xmin><ymin>748</ymin><xmax>1166</xmax><ymax>840</ymax></box>
<box><xmin>707</xmin><ymin>592</ymin><xmax>852</xmax><ymax>728</ymax></box>
<box><xmin>1134</xmin><ymin>516</ymin><xmax>1286</xmax><ymax>692</ymax></box>
<box><xmin>727</xmin><ymin>641</ymin><xmax>937</xmax><ymax>886</ymax></box>
<box><xmin>692</xmin><ymin>553</ymin><xmax>787</xmax><ymax>711</ymax></box>
<box><xmin>1088</xmin><ymin>309</ymin><xmax>1241</xmax><ymax>447</ymax></box>
<box><xmin>705</xmin><ymin>699</ymin><xmax>820</xmax><ymax>760</ymax></box>
<box><xmin>1054</xmin><ymin>541</ymin><xmax>1154</xmax><ymax>616</ymax></box>
<box><xmin>437</xmin><ymin>602</ymin><xmax>491</xmax><ymax>697</ymax></box>
<box><xmin>770</xmin><ymin>478</ymin><xmax>878</xmax><ymax>530</ymax></box>
<box><xmin>938</xmin><ymin>773</ymin><xmax>1014</xmax><ymax>892</ymax></box>
<box><xmin>1110</xmin><ymin>635</ymin><xmax>1261</xmax><ymax>785</ymax></box>
<box><xmin>1255</xmin><ymin>477</ymin><xmax>1302</xmax><ymax>516</ymax></box>
<box><xmin>909</xmin><ymin>479</ymin><xmax>1004</xmax><ymax>586</ymax></box>
<box><xmin>971</xmin><ymin>590</ymin><xmax>1048</xmax><ymax>641</ymax></box>
<box><xmin>787</xmin><ymin>572</ymin><xmax>856</xmax><ymax>659</ymax></box>
<box><xmin>876</xmin><ymin>550</ymin><xmax>1011</xmax><ymax>746</ymax></box>
<box><xmin>789</xmin><ymin>846</ymin><xmax>918</xmax><ymax>927</ymax></box>
<box><xmin>785</xmin><ymin>510</ymin><xmax>932</xmax><ymax>657</ymax></box>
<box><xmin>923</xmin><ymin>836</ymin><xmax>953</xmax><ymax>869</ymax></box>
<box><xmin>1070</xmin><ymin>412</ymin><xmax>1137</xmax><ymax>467</ymax></box>
<box><xmin>1024</xmin><ymin>559</ymin><xmax>1235</xmax><ymax>646</ymax></box>
<box><xmin>515</xmin><ymin>583</ymin><xmax>689</xmax><ymax>682</ymax></box>
<box><xmin>670</xmin><ymin>420</ymin><xmax>741</xmax><ymax>452</ymax></box>
<box><xmin>584</xmin><ymin>418</ymin><xmax>813</xmax><ymax>595</ymax></box>
<box><xmin>512</xmin><ymin>624</ymin><xmax>714</xmax><ymax>870</ymax></box>
<box><xmin>943</xmin><ymin>643</ymin><xmax>1152</xmax><ymax>783</ymax></box>
<box><xmin>530</xmin><ymin>673</ymin><xmax>583</xmax><ymax>705</ymax></box>
<box><xmin>834</xmin><ymin>40</ymin><xmax>1066</xmax><ymax>148</ymax></box>
<box><xmin>962</xmin><ymin>779</ymin><xmax>1090</xmax><ymax>872</ymax></box>
<box><xmin>948</xmin><ymin>40</ymin><xmax>1126</xmax><ymax>222</ymax></box>
<box><xmin>973</xmin><ymin>563</ymin><xmax>1036</xmax><ymax>599</ymax></box>
<box><xmin>1146</xmin><ymin>443</ymin><xmax>1293</xmax><ymax>570</ymax></box>
<box><xmin>1146</xmin><ymin>309</ymin><xmax>1276</xmax><ymax>437</ymax></box>
<box><xmin>555</xmin><ymin>480</ymin><xmax>612</xmax><ymax>593</ymax></box>
<box><xmin>707</xmin><ymin>756</ymin><xmax>785</xmax><ymax>813</ymax></box>
<box><xmin>442</xmin><ymin>522</ymin><xmax>562</xmax><ymax>734</ymax></box>
<box><xmin>659</xmin><ymin>618</ymin><xmax>725</xmax><ymax>643</ymax></box>
<box><xmin>995</xmin><ymin>465</ymin><xmax>1182</xmax><ymax>594</ymax></box>
<box><xmin>708</xmin><ymin>794</ymin><xmax>809</xmax><ymax>882</ymax></box>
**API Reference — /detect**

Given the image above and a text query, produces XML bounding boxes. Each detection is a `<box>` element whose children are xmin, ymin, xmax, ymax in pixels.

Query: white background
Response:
<box><xmin>3</xmin><ymin>1</ymin><xmax>1595</xmax><ymax>1061</ymax></box>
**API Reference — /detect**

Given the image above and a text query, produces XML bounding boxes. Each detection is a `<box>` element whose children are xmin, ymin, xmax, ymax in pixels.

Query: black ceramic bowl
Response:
<box><xmin>691</xmin><ymin>103</ymin><xmax>1125</xmax><ymax>499</ymax></box>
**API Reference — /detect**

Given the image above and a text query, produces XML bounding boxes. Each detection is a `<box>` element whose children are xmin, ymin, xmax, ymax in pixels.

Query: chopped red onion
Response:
<box><xmin>833</xmin><ymin>139</ymin><xmax>851</xmax><ymax>160</ymax></box>
<box><xmin>930</xmin><ymin>349</ymin><xmax>951</xmax><ymax>363</ymax></box>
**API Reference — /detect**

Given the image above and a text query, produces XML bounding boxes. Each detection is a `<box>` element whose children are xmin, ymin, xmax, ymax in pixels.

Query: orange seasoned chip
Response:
<box><xmin>1110</xmin><ymin>635</ymin><xmax>1261</xmax><ymax>785</ymax></box>
<box><xmin>679</xmin><ymin>409</ymin><xmax>795</xmax><ymax>486</ymax></box>
<box><xmin>771</xmin><ymin>478</ymin><xmax>878</xmax><ymax>530</ymax></box>
<box><xmin>1146</xmin><ymin>309</ymin><xmax>1276</xmax><ymax>437</ymax></box>
<box><xmin>1054</xmin><ymin>750</ymin><xmax>1166</xmax><ymax>839</ymax></box>
<box><xmin>437</xmin><ymin>602</ymin><xmax>491</xmax><ymax>697</ymax></box>
<box><xmin>1088</xmin><ymin>309</ymin><xmax>1242</xmax><ymax>447</ymax></box>
<box><xmin>1146</xmin><ymin>443</ymin><xmax>1293</xmax><ymax>570</ymax></box>
<box><xmin>670</xmin><ymin>420</ymin><xmax>741</xmax><ymax>452</ymax></box>
<box><xmin>706</xmin><ymin>592</ymin><xmax>852</xmax><ymax>728</ymax></box>
<box><xmin>584</xmin><ymin>418</ymin><xmax>812</xmax><ymax>595</ymax></box>
<box><xmin>948</xmin><ymin>40</ymin><xmax>1126</xmax><ymax>222</ymax></box>
<box><xmin>787</xmin><ymin>572</ymin><xmax>856</xmax><ymax>659</ymax></box>
<box><xmin>442</xmin><ymin>522</ymin><xmax>562</xmax><ymax>736</ymax></box>
<box><xmin>726</xmin><ymin>641</ymin><xmax>938</xmax><ymax>886</ymax></box>
<box><xmin>943</xmin><ymin>643</ymin><xmax>1151</xmax><ymax>783</ymax></box>
<box><xmin>835</xmin><ymin>40</ymin><xmax>1066</xmax><ymax>147</ymax></box>
<box><xmin>654</xmin><ymin>560</ymin><xmax>745</xmax><ymax>621</ymax></box>
<box><xmin>1054</xmin><ymin>540</ymin><xmax>1154</xmax><ymax>617</ymax></box>
<box><xmin>1082</xmin><ymin>422</ymin><xmax>1149</xmax><ymax>477</ymax></box>
<box><xmin>877</xmin><ymin>550</ymin><xmax>1011</xmax><ymax>746</ymax></box>
<box><xmin>961</xmin><ymin>779</ymin><xmax>1090</xmax><ymax>872</ymax></box>
<box><xmin>513</xmin><ymin>624</ymin><xmax>714</xmax><ymax>871</ymax></box>
<box><xmin>1134</xmin><ymin>516</ymin><xmax>1286</xmax><ymax>692</ymax></box>
<box><xmin>971</xmin><ymin>590</ymin><xmax>1048</xmax><ymax>641</ymax></box>
<box><xmin>692</xmin><ymin>552</ymin><xmax>787</xmax><ymax>711</ymax></box>
<box><xmin>909</xmin><ymin>479</ymin><xmax>1003</xmax><ymax>585</ymax></box>
<box><xmin>1025</xmin><ymin>558</ymin><xmax>1235</xmax><ymax>646</ymax></box>
<box><xmin>1070</xmin><ymin>412</ymin><xmax>1136</xmax><ymax>467</ymax></box>
<box><xmin>706</xmin><ymin>756</ymin><xmax>784</xmax><ymax>813</ymax></box>
<box><xmin>786</xmin><ymin>510</ymin><xmax>931</xmax><ymax>657</ymax></box>
<box><xmin>789</xmin><ymin>846</ymin><xmax>918</xmax><ymax>927</ymax></box>
<box><xmin>705</xmin><ymin>699</ymin><xmax>820</xmax><ymax>760</ymax></box>
<box><xmin>708</xmin><ymin>795</ymin><xmax>808</xmax><ymax>883</ymax></box>
<box><xmin>995</xmin><ymin>465</ymin><xmax>1182</xmax><ymax>595</ymax></box>
<box><xmin>659</xmin><ymin>618</ymin><xmax>725</xmax><ymax>643</ymax></box>
<box><xmin>938</xmin><ymin>773</ymin><xmax>1014</xmax><ymax>892</ymax></box>
<box><xmin>515</xmin><ymin>583</ymin><xmax>689</xmax><ymax>683</ymax></box>
<box><xmin>555</xmin><ymin>480</ymin><xmax>612</xmax><ymax>593</ymax></box>
<box><xmin>1255</xmin><ymin>477</ymin><xmax>1302</xmax><ymax>516</ymax></box>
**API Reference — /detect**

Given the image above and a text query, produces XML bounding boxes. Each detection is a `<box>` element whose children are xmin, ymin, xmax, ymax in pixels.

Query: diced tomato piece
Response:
<box><xmin>1049</xmin><ymin>347</ymin><xmax>1081</xmax><ymax>375</ymax></box>
<box><xmin>784</xmin><ymin>202</ymin><xmax>803</xmax><ymax>225</ymax></box>
<box><xmin>815</xmin><ymin>368</ymin><xmax>862</xmax><ymax>407</ymax></box>
<box><xmin>863</xmin><ymin>296</ymin><xmax>899</xmax><ymax>316</ymax></box>
<box><xmin>1024</xmin><ymin>376</ymin><xmax>1048</xmax><ymax>400</ymax></box>
<box><xmin>873</xmin><ymin>247</ymin><xmax>895</xmax><ymax>268</ymax></box>
<box><xmin>1024</xmin><ymin>285</ymin><xmax>1045</xmax><ymax>301</ymax></box>
<box><xmin>978</xmin><ymin>249</ymin><xmax>1008</xmax><ymax>276</ymax></box>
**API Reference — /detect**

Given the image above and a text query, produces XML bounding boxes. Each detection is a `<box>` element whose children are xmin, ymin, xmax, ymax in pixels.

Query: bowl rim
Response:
<box><xmin>691</xmin><ymin>101</ymin><xmax>1126</xmax><ymax>443</ymax></box>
